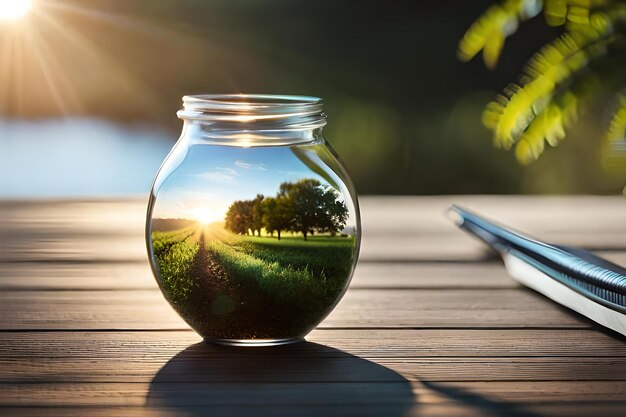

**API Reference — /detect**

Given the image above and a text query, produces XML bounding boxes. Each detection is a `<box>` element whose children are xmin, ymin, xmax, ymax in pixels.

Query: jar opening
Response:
<box><xmin>177</xmin><ymin>94</ymin><xmax>327</xmax><ymax>146</ymax></box>
<box><xmin>184</xmin><ymin>94</ymin><xmax>322</xmax><ymax>107</ymax></box>
<box><xmin>177</xmin><ymin>94</ymin><xmax>326</xmax><ymax>127</ymax></box>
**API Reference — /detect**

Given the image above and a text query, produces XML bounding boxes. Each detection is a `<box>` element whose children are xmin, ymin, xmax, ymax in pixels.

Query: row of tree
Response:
<box><xmin>224</xmin><ymin>179</ymin><xmax>349</xmax><ymax>240</ymax></box>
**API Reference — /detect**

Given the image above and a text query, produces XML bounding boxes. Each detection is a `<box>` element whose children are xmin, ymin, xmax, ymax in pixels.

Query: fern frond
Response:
<box><xmin>607</xmin><ymin>94</ymin><xmax>626</xmax><ymax>142</ymax></box>
<box><xmin>545</xmin><ymin>0</ymin><xmax>608</xmax><ymax>26</ymax></box>
<box><xmin>605</xmin><ymin>93</ymin><xmax>626</xmax><ymax>159</ymax></box>
<box><xmin>458</xmin><ymin>0</ymin><xmax>542</xmax><ymax>69</ymax></box>
<box><xmin>485</xmin><ymin>25</ymin><xmax>615</xmax><ymax>151</ymax></box>
<box><xmin>457</xmin><ymin>0</ymin><xmax>608</xmax><ymax>69</ymax></box>
<box><xmin>484</xmin><ymin>4</ymin><xmax>626</xmax><ymax>163</ymax></box>
<box><xmin>515</xmin><ymin>92</ymin><xmax>581</xmax><ymax>163</ymax></box>
<box><xmin>462</xmin><ymin>0</ymin><xmax>626</xmax><ymax>164</ymax></box>
<box><xmin>544</xmin><ymin>0</ymin><xmax>569</xmax><ymax>26</ymax></box>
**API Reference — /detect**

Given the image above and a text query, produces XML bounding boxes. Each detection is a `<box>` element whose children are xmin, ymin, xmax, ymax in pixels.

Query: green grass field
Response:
<box><xmin>235</xmin><ymin>235</ymin><xmax>355</xmax><ymax>279</ymax></box>
<box><xmin>151</xmin><ymin>229</ymin><xmax>199</xmax><ymax>305</ymax></box>
<box><xmin>150</xmin><ymin>224</ymin><xmax>357</xmax><ymax>338</ymax></box>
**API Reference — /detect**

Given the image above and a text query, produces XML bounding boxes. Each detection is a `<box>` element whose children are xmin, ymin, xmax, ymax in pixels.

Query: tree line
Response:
<box><xmin>225</xmin><ymin>178</ymin><xmax>349</xmax><ymax>240</ymax></box>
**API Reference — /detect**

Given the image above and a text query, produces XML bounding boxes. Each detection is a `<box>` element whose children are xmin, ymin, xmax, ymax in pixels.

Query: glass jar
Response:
<box><xmin>146</xmin><ymin>94</ymin><xmax>361</xmax><ymax>346</ymax></box>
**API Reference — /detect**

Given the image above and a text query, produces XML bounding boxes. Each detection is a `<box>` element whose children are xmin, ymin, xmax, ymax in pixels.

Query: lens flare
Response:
<box><xmin>190</xmin><ymin>207</ymin><xmax>221</xmax><ymax>225</ymax></box>
<box><xmin>0</xmin><ymin>0</ymin><xmax>33</xmax><ymax>22</ymax></box>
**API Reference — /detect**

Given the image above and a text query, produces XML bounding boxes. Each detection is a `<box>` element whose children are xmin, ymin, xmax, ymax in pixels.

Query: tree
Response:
<box><xmin>279</xmin><ymin>178</ymin><xmax>348</xmax><ymax>241</ymax></box>
<box><xmin>250</xmin><ymin>194</ymin><xmax>265</xmax><ymax>236</ymax></box>
<box><xmin>316</xmin><ymin>188</ymin><xmax>349</xmax><ymax>236</ymax></box>
<box><xmin>224</xmin><ymin>178</ymin><xmax>349</xmax><ymax>240</ymax></box>
<box><xmin>262</xmin><ymin>196</ymin><xmax>292</xmax><ymax>240</ymax></box>
<box><xmin>225</xmin><ymin>200</ymin><xmax>253</xmax><ymax>235</ymax></box>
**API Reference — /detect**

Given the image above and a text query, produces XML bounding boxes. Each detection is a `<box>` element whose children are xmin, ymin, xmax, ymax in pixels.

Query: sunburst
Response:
<box><xmin>0</xmin><ymin>0</ymin><xmax>172</xmax><ymax>117</ymax></box>
<box><xmin>189</xmin><ymin>207</ymin><xmax>223</xmax><ymax>226</ymax></box>
<box><xmin>0</xmin><ymin>0</ymin><xmax>32</xmax><ymax>22</ymax></box>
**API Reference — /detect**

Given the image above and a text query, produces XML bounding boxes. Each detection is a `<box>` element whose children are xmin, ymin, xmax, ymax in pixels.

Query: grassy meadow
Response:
<box><xmin>151</xmin><ymin>228</ymin><xmax>199</xmax><ymax>305</ymax></box>
<box><xmin>150</xmin><ymin>223</ymin><xmax>356</xmax><ymax>339</ymax></box>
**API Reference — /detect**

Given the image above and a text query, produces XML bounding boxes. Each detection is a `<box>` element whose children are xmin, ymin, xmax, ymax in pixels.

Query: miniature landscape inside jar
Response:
<box><xmin>148</xmin><ymin>142</ymin><xmax>359</xmax><ymax>341</ymax></box>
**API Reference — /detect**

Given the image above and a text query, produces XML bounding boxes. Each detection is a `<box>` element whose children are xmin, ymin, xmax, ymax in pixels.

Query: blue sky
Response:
<box><xmin>153</xmin><ymin>145</ymin><xmax>326</xmax><ymax>222</ymax></box>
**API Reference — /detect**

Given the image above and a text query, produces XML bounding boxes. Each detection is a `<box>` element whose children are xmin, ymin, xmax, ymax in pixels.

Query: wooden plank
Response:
<box><xmin>0</xmin><ymin>235</ymin><xmax>145</xmax><ymax>264</ymax></box>
<box><xmin>0</xmin><ymin>197</ymin><xmax>623</xmax><ymax>417</ymax></box>
<box><xmin>1</xmin><ymin>197</ymin><xmax>624</xmax><ymax>263</ymax></box>
<box><xmin>0</xmin><ymin>237</ymin><xmax>620</xmax><ymax>266</ymax></box>
<box><xmin>325</xmin><ymin>289</ymin><xmax>591</xmax><ymax>328</ymax></box>
<box><xmin>362</xmin><ymin>196</ymin><xmax>626</xmax><ymax>260</ymax></box>
<box><xmin>0</xmin><ymin>381</ymin><xmax>624</xmax><ymax>407</ymax></box>
<box><xmin>0</xmin><ymin>200</ymin><xmax>146</xmax><ymax>263</ymax></box>
<box><xmin>362</xmin><ymin>196</ymin><xmax>626</xmax><ymax>239</ymax></box>
<box><xmin>2</xmin><ymin>329</ymin><xmax>624</xmax><ymax>359</ymax></box>
<box><xmin>0</xmin><ymin>200</ymin><xmax>146</xmax><ymax>235</ymax></box>
<box><xmin>1</xmin><ymin>353</ymin><xmax>624</xmax><ymax>383</ymax></box>
<box><xmin>0</xmin><ymin>262</ymin><xmax>154</xmax><ymax>291</ymax></box>
<box><xmin>2</xmin><ymin>332</ymin><xmax>624</xmax><ymax>388</ymax></box>
<box><xmin>0</xmin><ymin>260</ymin><xmax>522</xmax><ymax>290</ymax></box>
<box><xmin>0</xmin><ymin>289</ymin><xmax>593</xmax><ymax>330</ymax></box>
<box><xmin>361</xmin><ymin>195</ymin><xmax>626</xmax><ymax>261</ymax></box>
<box><xmin>0</xmin><ymin>403</ymin><xmax>625</xmax><ymax>417</ymax></box>
<box><xmin>602</xmin><ymin>251</ymin><xmax>626</xmax><ymax>266</ymax></box>
<box><xmin>2</xmin><ymin>254</ymin><xmax>623</xmax><ymax>292</ymax></box>
<box><xmin>1</xmin><ymin>328</ymin><xmax>625</xmax><ymax>383</ymax></box>
<box><xmin>0</xmin><ymin>229</ymin><xmax>484</xmax><ymax>262</ymax></box>
<box><xmin>360</xmin><ymin>234</ymin><xmax>626</xmax><ymax>263</ymax></box>
<box><xmin>350</xmin><ymin>261</ymin><xmax>515</xmax><ymax>289</ymax></box>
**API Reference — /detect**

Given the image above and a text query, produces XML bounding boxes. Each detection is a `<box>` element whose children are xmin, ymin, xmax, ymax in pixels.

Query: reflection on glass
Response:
<box><xmin>147</xmin><ymin>96</ymin><xmax>360</xmax><ymax>345</ymax></box>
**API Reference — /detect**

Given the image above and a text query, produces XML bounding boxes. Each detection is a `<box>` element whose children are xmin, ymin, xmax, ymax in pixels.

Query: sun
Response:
<box><xmin>0</xmin><ymin>0</ymin><xmax>33</xmax><ymax>22</ymax></box>
<box><xmin>190</xmin><ymin>207</ymin><xmax>221</xmax><ymax>225</ymax></box>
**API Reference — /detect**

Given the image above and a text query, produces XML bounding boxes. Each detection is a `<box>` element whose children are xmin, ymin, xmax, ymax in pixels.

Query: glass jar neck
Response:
<box><xmin>177</xmin><ymin>94</ymin><xmax>327</xmax><ymax>147</ymax></box>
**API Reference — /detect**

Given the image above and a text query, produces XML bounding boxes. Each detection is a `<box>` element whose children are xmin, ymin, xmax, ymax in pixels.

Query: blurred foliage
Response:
<box><xmin>603</xmin><ymin>92</ymin><xmax>626</xmax><ymax>175</ymax></box>
<box><xmin>324</xmin><ymin>99</ymin><xmax>402</xmax><ymax>188</ymax></box>
<box><xmin>4</xmin><ymin>0</ymin><xmax>625</xmax><ymax>194</ymax></box>
<box><xmin>460</xmin><ymin>0</ymin><xmax>626</xmax><ymax>168</ymax></box>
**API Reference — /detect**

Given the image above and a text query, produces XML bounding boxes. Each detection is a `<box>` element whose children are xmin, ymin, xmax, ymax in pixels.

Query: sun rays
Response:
<box><xmin>0</xmin><ymin>0</ymin><xmax>32</xmax><ymax>22</ymax></box>
<box><xmin>0</xmin><ymin>0</ymin><xmax>250</xmax><ymax>120</ymax></box>
<box><xmin>0</xmin><ymin>0</ymin><xmax>181</xmax><ymax>117</ymax></box>
<box><xmin>189</xmin><ymin>206</ymin><xmax>224</xmax><ymax>226</ymax></box>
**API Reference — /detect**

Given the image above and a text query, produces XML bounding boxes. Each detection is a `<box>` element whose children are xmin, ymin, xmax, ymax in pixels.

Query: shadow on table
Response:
<box><xmin>147</xmin><ymin>341</ymin><xmax>414</xmax><ymax>417</ymax></box>
<box><xmin>421</xmin><ymin>381</ymin><xmax>547</xmax><ymax>417</ymax></box>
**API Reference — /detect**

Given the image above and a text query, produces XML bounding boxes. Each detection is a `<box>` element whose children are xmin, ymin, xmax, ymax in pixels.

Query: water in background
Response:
<box><xmin>0</xmin><ymin>118</ymin><xmax>173</xmax><ymax>198</ymax></box>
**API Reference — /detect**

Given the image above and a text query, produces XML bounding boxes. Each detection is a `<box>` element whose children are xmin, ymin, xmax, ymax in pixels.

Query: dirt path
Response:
<box><xmin>182</xmin><ymin>231</ymin><xmax>287</xmax><ymax>339</ymax></box>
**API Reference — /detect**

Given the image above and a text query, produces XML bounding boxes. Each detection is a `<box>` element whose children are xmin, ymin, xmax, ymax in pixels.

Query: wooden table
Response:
<box><xmin>1</xmin><ymin>196</ymin><xmax>625</xmax><ymax>417</ymax></box>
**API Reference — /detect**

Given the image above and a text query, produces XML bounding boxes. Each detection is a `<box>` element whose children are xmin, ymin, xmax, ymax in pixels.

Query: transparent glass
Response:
<box><xmin>146</xmin><ymin>94</ymin><xmax>361</xmax><ymax>346</ymax></box>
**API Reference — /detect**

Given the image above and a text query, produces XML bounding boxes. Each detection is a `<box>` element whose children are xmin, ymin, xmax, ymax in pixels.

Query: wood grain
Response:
<box><xmin>0</xmin><ymin>260</ymin><xmax>519</xmax><ymax>290</ymax></box>
<box><xmin>0</xmin><ymin>403</ymin><xmax>625</xmax><ymax>417</ymax></box>
<box><xmin>0</xmin><ymin>288</ymin><xmax>593</xmax><ymax>330</ymax></box>
<box><xmin>1</xmin><ymin>337</ymin><xmax>625</xmax><ymax>383</ymax></box>
<box><xmin>0</xmin><ymin>381</ymin><xmax>624</xmax><ymax>406</ymax></box>
<box><xmin>1</xmin><ymin>329</ymin><xmax>624</xmax><ymax>358</ymax></box>
<box><xmin>0</xmin><ymin>197</ymin><xmax>624</xmax><ymax>417</ymax></box>
<box><xmin>2</xmin><ymin>197</ymin><xmax>624</xmax><ymax>263</ymax></box>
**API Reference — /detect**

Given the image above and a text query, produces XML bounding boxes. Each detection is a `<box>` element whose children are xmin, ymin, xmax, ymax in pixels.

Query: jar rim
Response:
<box><xmin>177</xmin><ymin>94</ymin><xmax>326</xmax><ymax>145</ymax></box>
<box><xmin>177</xmin><ymin>94</ymin><xmax>325</xmax><ymax>125</ymax></box>
<box><xmin>183</xmin><ymin>94</ymin><xmax>322</xmax><ymax>108</ymax></box>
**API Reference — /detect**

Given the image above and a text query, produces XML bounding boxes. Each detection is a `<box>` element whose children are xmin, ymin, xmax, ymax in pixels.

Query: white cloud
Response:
<box><xmin>235</xmin><ymin>160</ymin><xmax>266</xmax><ymax>170</ymax></box>
<box><xmin>278</xmin><ymin>170</ymin><xmax>309</xmax><ymax>176</ymax></box>
<box><xmin>200</xmin><ymin>167</ymin><xmax>238</xmax><ymax>182</ymax></box>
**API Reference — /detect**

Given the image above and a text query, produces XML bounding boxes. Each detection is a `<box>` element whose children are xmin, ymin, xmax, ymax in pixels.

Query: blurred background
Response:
<box><xmin>0</xmin><ymin>0</ymin><xmax>624</xmax><ymax>198</ymax></box>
